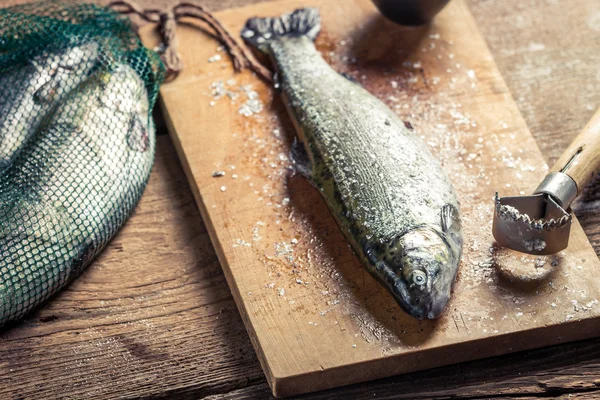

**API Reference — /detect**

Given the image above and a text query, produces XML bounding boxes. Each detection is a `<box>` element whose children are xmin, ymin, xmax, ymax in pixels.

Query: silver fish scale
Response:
<box><xmin>249</xmin><ymin>26</ymin><xmax>464</xmax><ymax>319</ymax></box>
<box><xmin>272</xmin><ymin>37</ymin><xmax>458</xmax><ymax>244</ymax></box>
<box><xmin>0</xmin><ymin>43</ymin><xmax>99</xmax><ymax>173</ymax></box>
<box><xmin>0</xmin><ymin>65</ymin><xmax>154</xmax><ymax>325</ymax></box>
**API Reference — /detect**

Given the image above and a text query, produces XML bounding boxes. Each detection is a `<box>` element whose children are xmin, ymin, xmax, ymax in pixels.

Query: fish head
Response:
<box><xmin>379</xmin><ymin>227</ymin><xmax>459</xmax><ymax>320</ymax></box>
<box><xmin>98</xmin><ymin>65</ymin><xmax>150</xmax><ymax>152</ymax></box>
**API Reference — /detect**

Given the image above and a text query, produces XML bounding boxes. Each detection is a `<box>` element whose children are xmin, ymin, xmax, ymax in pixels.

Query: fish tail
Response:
<box><xmin>241</xmin><ymin>8</ymin><xmax>321</xmax><ymax>53</ymax></box>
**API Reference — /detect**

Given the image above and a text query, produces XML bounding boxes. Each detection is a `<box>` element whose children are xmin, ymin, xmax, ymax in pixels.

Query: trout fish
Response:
<box><xmin>0</xmin><ymin>42</ymin><xmax>99</xmax><ymax>173</ymax></box>
<box><xmin>242</xmin><ymin>8</ymin><xmax>463</xmax><ymax>319</ymax></box>
<box><xmin>0</xmin><ymin>64</ymin><xmax>154</xmax><ymax>326</ymax></box>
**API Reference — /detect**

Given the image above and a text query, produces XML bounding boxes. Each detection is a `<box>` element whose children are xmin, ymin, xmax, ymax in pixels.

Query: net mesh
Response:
<box><xmin>0</xmin><ymin>0</ymin><xmax>164</xmax><ymax>326</ymax></box>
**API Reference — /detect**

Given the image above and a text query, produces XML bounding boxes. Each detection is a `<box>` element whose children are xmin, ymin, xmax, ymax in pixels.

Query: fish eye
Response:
<box><xmin>410</xmin><ymin>270</ymin><xmax>427</xmax><ymax>286</ymax></box>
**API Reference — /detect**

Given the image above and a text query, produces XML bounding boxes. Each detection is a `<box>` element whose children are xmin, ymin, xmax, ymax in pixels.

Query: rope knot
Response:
<box><xmin>108</xmin><ymin>0</ymin><xmax>273</xmax><ymax>83</ymax></box>
<box><xmin>158</xmin><ymin>10</ymin><xmax>181</xmax><ymax>81</ymax></box>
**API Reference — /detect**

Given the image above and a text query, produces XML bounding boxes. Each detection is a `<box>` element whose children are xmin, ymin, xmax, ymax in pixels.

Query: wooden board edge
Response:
<box><xmin>271</xmin><ymin>317</ymin><xmax>600</xmax><ymax>397</ymax></box>
<box><xmin>157</xmin><ymin>96</ymin><xmax>278</xmax><ymax>390</ymax></box>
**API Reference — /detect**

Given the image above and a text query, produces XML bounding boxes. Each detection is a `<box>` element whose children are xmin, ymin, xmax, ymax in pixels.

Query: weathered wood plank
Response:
<box><xmin>4</xmin><ymin>132</ymin><xmax>599</xmax><ymax>399</ymax></box>
<box><xmin>152</xmin><ymin>0</ymin><xmax>600</xmax><ymax>396</ymax></box>
<box><xmin>468</xmin><ymin>0</ymin><xmax>600</xmax><ymax>258</ymax></box>
<box><xmin>0</xmin><ymin>0</ymin><xmax>599</xmax><ymax>399</ymax></box>
<box><xmin>0</xmin><ymin>137</ymin><xmax>266</xmax><ymax>399</ymax></box>
<box><xmin>203</xmin><ymin>336</ymin><xmax>600</xmax><ymax>399</ymax></box>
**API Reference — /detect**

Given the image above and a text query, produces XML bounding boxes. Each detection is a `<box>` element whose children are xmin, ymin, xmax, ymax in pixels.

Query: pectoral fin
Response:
<box><xmin>441</xmin><ymin>203</ymin><xmax>463</xmax><ymax>252</ymax></box>
<box><xmin>340</xmin><ymin>72</ymin><xmax>359</xmax><ymax>85</ymax></box>
<box><xmin>33</xmin><ymin>74</ymin><xmax>63</xmax><ymax>104</ymax></box>
<box><xmin>289</xmin><ymin>137</ymin><xmax>313</xmax><ymax>180</ymax></box>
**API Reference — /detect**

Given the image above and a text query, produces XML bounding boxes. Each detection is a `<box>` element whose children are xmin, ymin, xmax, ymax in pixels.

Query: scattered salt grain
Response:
<box><xmin>208</xmin><ymin>54</ymin><xmax>222</xmax><ymax>63</ymax></box>
<box><xmin>233</xmin><ymin>239</ymin><xmax>251</xmax><ymax>248</ymax></box>
<box><xmin>238</xmin><ymin>86</ymin><xmax>263</xmax><ymax>117</ymax></box>
<box><xmin>220</xmin><ymin>186</ymin><xmax>227</xmax><ymax>192</ymax></box>
<box><xmin>212</xmin><ymin>170</ymin><xmax>225</xmax><ymax>177</ymax></box>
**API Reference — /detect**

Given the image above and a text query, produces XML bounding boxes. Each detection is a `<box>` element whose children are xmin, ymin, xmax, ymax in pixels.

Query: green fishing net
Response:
<box><xmin>0</xmin><ymin>1</ymin><xmax>164</xmax><ymax>327</ymax></box>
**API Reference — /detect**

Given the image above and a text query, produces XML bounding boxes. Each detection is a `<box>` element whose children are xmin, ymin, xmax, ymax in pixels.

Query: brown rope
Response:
<box><xmin>158</xmin><ymin>10</ymin><xmax>182</xmax><ymax>79</ymax></box>
<box><xmin>108</xmin><ymin>1</ymin><xmax>160</xmax><ymax>23</ymax></box>
<box><xmin>108</xmin><ymin>1</ymin><xmax>273</xmax><ymax>83</ymax></box>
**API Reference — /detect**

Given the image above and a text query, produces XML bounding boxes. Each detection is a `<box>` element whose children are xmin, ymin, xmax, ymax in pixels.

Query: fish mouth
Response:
<box><xmin>376</xmin><ymin>259</ymin><xmax>453</xmax><ymax>320</ymax></box>
<box><xmin>425</xmin><ymin>295</ymin><xmax>450</xmax><ymax>319</ymax></box>
<box><xmin>391</xmin><ymin>278</ymin><xmax>428</xmax><ymax>320</ymax></box>
<box><xmin>392</xmin><ymin>277</ymin><xmax>450</xmax><ymax>320</ymax></box>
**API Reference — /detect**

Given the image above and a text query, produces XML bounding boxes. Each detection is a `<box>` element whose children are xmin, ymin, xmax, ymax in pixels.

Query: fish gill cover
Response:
<box><xmin>0</xmin><ymin>0</ymin><xmax>165</xmax><ymax>327</ymax></box>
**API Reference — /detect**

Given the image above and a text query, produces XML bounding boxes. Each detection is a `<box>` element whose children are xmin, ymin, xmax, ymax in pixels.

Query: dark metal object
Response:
<box><xmin>492</xmin><ymin>172</ymin><xmax>576</xmax><ymax>255</ymax></box>
<box><xmin>372</xmin><ymin>0</ymin><xmax>451</xmax><ymax>25</ymax></box>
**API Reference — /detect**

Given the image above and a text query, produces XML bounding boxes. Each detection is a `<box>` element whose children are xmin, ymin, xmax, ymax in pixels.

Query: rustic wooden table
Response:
<box><xmin>1</xmin><ymin>0</ymin><xmax>599</xmax><ymax>399</ymax></box>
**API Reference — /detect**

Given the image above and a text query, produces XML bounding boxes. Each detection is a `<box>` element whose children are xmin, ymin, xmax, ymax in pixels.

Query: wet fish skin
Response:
<box><xmin>0</xmin><ymin>41</ymin><xmax>99</xmax><ymax>173</ymax></box>
<box><xmin>0</xmin><ymin>64</ymin><xmax>154</xmax><ymax>326</ymax></box>
<box><xmin>243</xmin><ymin>8</ymin><xmax>463</xmax><ymax>320</ymax></box>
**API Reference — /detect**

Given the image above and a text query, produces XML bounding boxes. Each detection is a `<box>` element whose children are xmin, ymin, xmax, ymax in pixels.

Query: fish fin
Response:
<box><xmin>241</xmin><ymin>8</ymin><xmax>321</xmax><ymax>53</ymax></box>
<box><xmin>273</xmin><ymin>72</ymin><xmax>282</xmax><ymax>92</ymax></box>
<box><xmin>33</xmin><ymin>77</ymin><xmax>62</xmax><ymax>104</ymax></box>
<box><xmin>290</xmin><ymin>137</ymin><xmax>313</xmax><ymax>179</ymax></box>
<box><xmin>441</xmin><ymin>204</ymin><xmax>463</xmax><ymax>250</ymax></box>
<box><xmin>340</xmin><ymin>72</ymin><xmax>359</xmax><ymax>84</ymax></box>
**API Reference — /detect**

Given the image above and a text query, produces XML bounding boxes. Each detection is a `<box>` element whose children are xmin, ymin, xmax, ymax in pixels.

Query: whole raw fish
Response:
<box><xmin>242</xmin><ymin>8</ymin><xmax>463</xmax><ymax>319</ymax></box>
<box><xmin>0</xmin><ymin>41</ymin><xmax>99</xmax><ymax>173</ymax></box>
<box><xmin>0</xmin><ymin>64</ymin><xmax>154</xmax><ymax>326</ymax></box>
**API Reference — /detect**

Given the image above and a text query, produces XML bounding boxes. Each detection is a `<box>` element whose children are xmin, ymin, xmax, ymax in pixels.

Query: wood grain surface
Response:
<box><xmin>148</xmin><ymin>0</ymin><xmax>600</xmax><ymax>396</ymax></box>
<box><xmin>0</xmin><ymin>0</ymin><xmax>599</xmax><ymax>399</ymax></box>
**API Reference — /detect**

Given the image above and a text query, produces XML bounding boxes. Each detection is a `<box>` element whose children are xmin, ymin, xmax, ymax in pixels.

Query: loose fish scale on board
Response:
<box><xmin>143</xmin><ymin>0</ymin><xmax>600</xmax><ymax>396</ymax></box>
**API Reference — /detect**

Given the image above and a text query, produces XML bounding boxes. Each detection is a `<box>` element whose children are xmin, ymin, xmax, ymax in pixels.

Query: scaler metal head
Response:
<box><xmin>492</xmin><ymin>172</ymin><xmax>576</xmax><ymax>255</ymax></box>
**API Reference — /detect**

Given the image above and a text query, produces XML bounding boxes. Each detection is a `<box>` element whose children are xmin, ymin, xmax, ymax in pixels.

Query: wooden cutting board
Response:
<box><xmin>141</xmin><ymin>0</ymin><xmax>600</xmax><ymax>397</ymax></box>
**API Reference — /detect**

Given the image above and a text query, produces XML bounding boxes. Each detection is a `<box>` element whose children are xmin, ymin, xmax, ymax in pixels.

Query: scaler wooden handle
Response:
<box><xmin>550</xmin><ymin>107</ymin><xmax>600</xmax><ymax>194</ymax></box>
